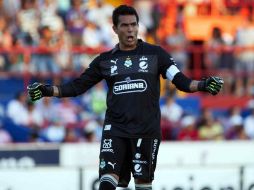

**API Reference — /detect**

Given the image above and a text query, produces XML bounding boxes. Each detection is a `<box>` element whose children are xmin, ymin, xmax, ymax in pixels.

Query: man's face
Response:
<box><xmin>113</xmin><ymin>15</ymin><xmax>139</xmax><ymax>50</ymax></box>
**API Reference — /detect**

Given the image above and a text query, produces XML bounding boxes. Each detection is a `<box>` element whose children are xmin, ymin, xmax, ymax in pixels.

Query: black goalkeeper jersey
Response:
<box><xmin>59</xmin><ymin>40</ymin><xmax>175</xmax><ymax>138</ymax></box>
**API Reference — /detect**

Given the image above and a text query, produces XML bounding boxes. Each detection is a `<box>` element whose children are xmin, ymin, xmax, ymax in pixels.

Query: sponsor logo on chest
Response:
<box><xmin>113</xmin><ymin>77</ymin><xmax>147</xmax><ymax>95</ymax></box>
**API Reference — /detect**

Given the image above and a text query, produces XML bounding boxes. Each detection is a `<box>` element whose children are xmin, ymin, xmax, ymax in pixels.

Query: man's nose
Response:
<box><xmin>127</xmin><ymin>25</ymin><xmax>133</xmax><ymax>32</ymax></box>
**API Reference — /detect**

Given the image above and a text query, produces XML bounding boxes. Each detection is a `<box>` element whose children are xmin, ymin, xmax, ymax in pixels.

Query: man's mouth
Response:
<box><xmin>127</xmin><ymin>36</ymin><xmax>134</xmax><ymax>42</ymax></box>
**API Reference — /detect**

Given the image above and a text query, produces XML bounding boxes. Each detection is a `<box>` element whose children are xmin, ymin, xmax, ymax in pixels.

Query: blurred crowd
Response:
<box><xmin>0</xmin><ymin>82</ymin><xmax>107</xmax><ymax>143</ymax></box>
<box><xmin>0</xmin><ymin>86</ymin><xmax>254</xmax><ymax>143</ymax></box>
<box><xmin>0</xmin><ymin>0</ymin><xmax>118</xmax><ymax>72</ymax></box>
<box><xmin>0</xmin><ymin>0</ymin><xmax>253</xmax><ymax>95</ymax></box>
<box><xmin>160</xmin><ymin>94</ymin><xmax>254</xmax><ymax>141</ymax></box>
<box><xmin>0</xmin><ymin>0</ymin><xmax>254</xmax><ymax>143</ymax></box>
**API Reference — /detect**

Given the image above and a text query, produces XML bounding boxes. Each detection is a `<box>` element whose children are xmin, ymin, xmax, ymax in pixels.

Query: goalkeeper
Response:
<box><xmin>28</xmin><ymin>5</ymin><xmax>223</xmax><ymax>190</ymax></box>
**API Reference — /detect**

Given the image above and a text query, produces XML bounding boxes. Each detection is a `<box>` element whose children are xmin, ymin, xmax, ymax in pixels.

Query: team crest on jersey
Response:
<box><xmin>100</xmin><ymin>159</ymin><xmax>106</xmax><ymax>169</ymax></box>
<box><xmin>124</xmin><ymin>57</ymin><xmax>132</xmax><ymax>68</ymax></box>
<box><xmin>138</xmin><ymin>56</ymin><xmax>148</xmax><ymax>72</ymax></box>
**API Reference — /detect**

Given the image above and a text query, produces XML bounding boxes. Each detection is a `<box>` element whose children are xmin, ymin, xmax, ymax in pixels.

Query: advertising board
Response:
<box><xmin>0</xmin><ymin>168</ymin><xmax>79</xmax><ymax>190</ymax></box>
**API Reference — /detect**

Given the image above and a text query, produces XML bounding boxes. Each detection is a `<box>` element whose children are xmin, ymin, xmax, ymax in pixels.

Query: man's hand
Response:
<box><xmin>203</xmin><ymin>76</ymin><xmax>224</xmax><ymax>95</ymax></box>
<box><xmin>27</xmin><ymin>82</ymin><xmax>53</xmax><ymax>102</ymax></box>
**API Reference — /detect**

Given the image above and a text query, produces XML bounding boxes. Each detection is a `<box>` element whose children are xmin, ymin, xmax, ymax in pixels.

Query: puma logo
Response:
<box><xmin>108</xmin><ymin>162</ymin><xmax>116</xmax><ymax>169</ymax></box>
<box><xmin>110</xmin><ymin>59</ymin><xmax>118</xmax><ymax>64</ymax></box>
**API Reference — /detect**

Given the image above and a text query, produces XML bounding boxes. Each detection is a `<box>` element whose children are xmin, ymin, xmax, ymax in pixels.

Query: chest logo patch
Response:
<box><xmin>110</xmin><ymin>65</ymin><xmax>118</xmax><ymax>75</ymax></box>
<box><xmin>124</xmin><ymin>57</ymin><xmax>132</xmax><ymax>68</ymax></box>
<box><xmin>138</xmin><ymin>56</ymin><xmax>148</xmax><ymax>72</ymax></box>
<box><xmin>113</xmin><ymin>79</ymin><xmax>147</xmax><ymax>95</ymax></box>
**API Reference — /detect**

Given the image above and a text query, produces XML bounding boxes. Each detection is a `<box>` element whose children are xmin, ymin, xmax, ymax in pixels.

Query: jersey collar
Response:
<box><xmin>111</xmin><ymin>39</ymin><xmax>143</xmax><ymax>54</ymax></box>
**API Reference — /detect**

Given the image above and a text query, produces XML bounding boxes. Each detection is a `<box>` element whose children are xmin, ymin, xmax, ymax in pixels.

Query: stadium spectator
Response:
<box><xmin>177</xmin><ymin>115</ymin><xmax>199</xmax><ymax>141</ymax></box>
<box><xmin>133</xmin><ymin>0</ymin><xmax>153</xmax><ymax>34</ymax></box>
<box><xmin>234</xmin><ymin>15</ymin><xmax>254</xmax><ymax>96</ymax></box>
<box><xmin>6</xmin><ymin>92</ymin><xmax>29</xmax><ymax>126</ymax></box>
<box><xmin>0</xmin><ymin>109</ymin><xmax>12</xmax><ymax>144</ymax></box>
<box><xmin>54</xmin><ymin>28</ymin><xmax>73</xmax><ymax>71</ymax></box>
<box><xmin>205</xmin><ymin>27</ymin><xmax>224</xmax><ymax>70</ymax></box>
<box><xmin>82</xmin><ymin>82</ymin><xmax>107</xmax><ymax>119</ymax></box>
<box><xmin>54</xmin><ymin>98</ymin><xmax>81</xmax><ymax>126</ymax></box>
<box><xmin>225</xmin><ymin>114</ymin><xmax>247</xmax><ymax>140</ymax></box>
<box><xmin>0</xmin><ymin>15</ymin><xmax>13</xmax><ymax>48</ymax></box>
<box><xmin>0</xmin><ymin>15</ymin><xmax>13</xmax><ymax>71</ymax></box>
<box><xmin>243</xmin><ymin>107</ymin><xmax>254</xmax><ymax>139</ymax></box>
<box><xmin>35</xmin><ymin>97</ymin><xmax>58</xmax><ymax>126</ymax></box>
<box><xmin>0</xmin><ymin>0</ymin><xmax>19</xmax><ymax>26</ymax></box>
<box><xmin>39</xmin><ymin>0</ymin><xmax>72</xmax><ymax>72</ymax></box>
<box><xmin>30</xmin><ymin>25</ymin><xmax>61</xmax><ymax>74</ymax></box>
<box><xmin>224</xmin><ymin>106</ymin><xmax>243</xmax><ymax>131</ymax></box>
<box><xmin>16</xmin><ymin>0</ymin><xmax>40</xmax><ymax>46</ymax></box>
<box><xmin>86</xmin><ymin>0</ymin><xmax>114</xmax><ymax>27</ymax></box>
<box><xmin>133</xmin><ymin>0</ymin><xmax>161</xmax><ymax>42</ymax></box>
<box><xmin>55</xmin><ymin>0</ymin><xmax>71</xmax><ymax>25</ymax></box>
<box><xmin>165</xmin><ymin>24</ymin><xmax>188</xmax><ymax>72</ymax></box>
<box><xmin>39</xmin><ymin>0</ymin><xmax>64</xmax><ymax>33</ymax></box>
<box><xmin>66</xmin><ymin>0</ymin><xmax>88</xmax><ymax>46</ymax></box>
<box><xmin>198</xmin><ymin>109</ymin><xmax>224</xmax><ymax>140</ymax></box>
<box><xmin>205</xmin><ymin>27</ymin><xmax>234</xmax><ymax>95</ymax></box>
<box><xmin>81</xmin><ymin>119</ymin><xmax>102</xmax><ymax>142</ymax></box>
<box><xmin>89</xmin><ymin>82</ymin><xmax>107</xmax><ymax>118</ymax></box>
<box><xmin>6</xmin><ymin>92</ymin><xmax>44</xmax><ymax>129</ymax></box>
<box><xmin>160</xmin><ymin>94</ymin><xmax>183</xmax><ymax>140</ymax></box>
<box><xmin>64</xmin><ymin>127</ymin><xmax>80</xmax><ymax>142</ymax></box>
<box><xmin>175</xmin><ymin>4</ymin><xmax>185</xmax><ymax>30</ymax></box>
<box><xmin>26</xmin><ymin>100</ymin><xmax>44</xmax><ymax>128</ymax></box>
<box><xmin>233</xmin><ymin>76</ymin><xmax>245</xmax><ymax>97</ymax></box>
<box><xmin>40</xmin><ymin>117</ymin><xmax>66</xmax><ymax>142</ymax></box>
<box><xmin>246</xmin><ymin>75</ymin><xmax>254</xmax><ymax>96</ymax></box>
<box><xmin>82</xmin><ymin>20</ymin><xmax>104</xmax><ymax>48</ymax></box>
<box><xmin>86</xmin><ymin>0</ymin><xmax>117</xmax><ymax>47</ymax></box>
<box><xmin>0</xmin><ymin>122</ymin><xmax>12</xmax><ymax>143</ymax></box>
<box><xmin>161</xmin><ymin>94</ymin><xmax>183</xmax><ymax>124</ymax></box>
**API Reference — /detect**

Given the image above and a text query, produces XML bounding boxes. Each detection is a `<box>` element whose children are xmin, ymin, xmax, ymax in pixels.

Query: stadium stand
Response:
<box><xmin>0</xmin><ymin>0</ymin><xmax>253</xmax><ymax>142</ymax></box>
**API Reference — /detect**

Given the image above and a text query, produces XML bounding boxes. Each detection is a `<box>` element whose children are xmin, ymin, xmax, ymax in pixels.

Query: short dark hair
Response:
<box><xmin>112</xmin><ymin>5</ymin><xmax>139</xmax><ymax>26</ymax></box>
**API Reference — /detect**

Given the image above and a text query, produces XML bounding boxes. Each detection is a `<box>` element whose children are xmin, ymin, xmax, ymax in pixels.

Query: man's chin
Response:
<box><xmin>126</xmin><ymin>40</ymin><xmax>137</xmax><ymax>47</ymax></box>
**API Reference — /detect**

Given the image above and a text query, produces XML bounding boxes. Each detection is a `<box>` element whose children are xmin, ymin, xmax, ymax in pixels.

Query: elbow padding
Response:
<box><xmin>172</xmin><ymin>72</ymin><xmax>192</xmax><ymax>92</ymax></box>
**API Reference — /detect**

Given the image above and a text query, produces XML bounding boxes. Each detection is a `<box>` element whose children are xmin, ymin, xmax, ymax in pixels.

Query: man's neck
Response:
<box><xmin>119</xmin><ymin>44</ymin><xmax>137</xmax><ymax>51</ymax></box>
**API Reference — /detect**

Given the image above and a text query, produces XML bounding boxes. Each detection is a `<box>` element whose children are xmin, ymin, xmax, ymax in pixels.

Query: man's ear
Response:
<box><xmin>112</xmin><ymin>25</ymin><xmax>117</xmax><ymax>34</ymax></box>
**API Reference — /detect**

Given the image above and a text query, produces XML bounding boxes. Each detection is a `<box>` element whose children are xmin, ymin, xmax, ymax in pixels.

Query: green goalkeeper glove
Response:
<box><xmin>27</xmin><ymin>82</ymin><xmax>53</xmax><ymax>102</ymax></box>
<box><xmin>198</xmin><ymin>76</ymin><xmax>224</xmax><ymax>95</ymax></box>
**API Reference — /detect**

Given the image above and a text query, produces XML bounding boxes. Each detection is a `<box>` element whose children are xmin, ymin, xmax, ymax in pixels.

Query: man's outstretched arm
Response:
<box><xmin>27</xmin><ymin>82</ymin><xmax>59</xmax><ymax>102</ymax></box>
<box><xmin>27</xmin><ymin>56</ymin><xmax>104</xmax><ymax>102</ymax></box>
<box><xmin>167</xmin><ymin>65</ymin><xmax>224</xmax><ymax>95</ymax></box>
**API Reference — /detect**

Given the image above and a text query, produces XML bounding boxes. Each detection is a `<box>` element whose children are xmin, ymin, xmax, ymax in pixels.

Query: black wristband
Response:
<box><xmin>172</xmin><ymin>72</ymin><xmax>192</xmax><ymax>92</ymax></box>
<box><xmin>43</xmin><ymin>85</ymin><xmax>54</xmax><ymax>96</ymax></box>
<box><xmin>197</xmin><ymin>81</ymin><xmax>206</xmax><ymax>91</ymax></box>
